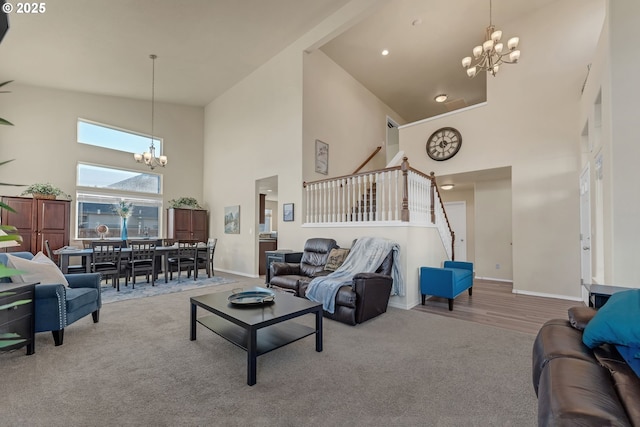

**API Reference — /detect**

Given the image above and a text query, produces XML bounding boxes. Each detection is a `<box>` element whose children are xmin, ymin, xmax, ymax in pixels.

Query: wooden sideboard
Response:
<box><xmin>1</xmin><ymin>196</ymin><xmax>70</xmax><ymax>254</ymax></box>
<box><xmin>166</xmin><ymin>208</ymin><xmax>208</xmax><ymax>242</ymax></box>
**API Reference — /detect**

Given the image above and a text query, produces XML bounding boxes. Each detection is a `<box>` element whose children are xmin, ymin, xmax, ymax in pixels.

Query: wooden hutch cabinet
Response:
<box><xmin>0</xmin><ymin>196</ymin><xmax>70</xmax><ymax>254</ymax></box>
<box><xmin>166</xmin><ymin>208</ymin><xmax>208</xmax><ymax>242</ymax></box>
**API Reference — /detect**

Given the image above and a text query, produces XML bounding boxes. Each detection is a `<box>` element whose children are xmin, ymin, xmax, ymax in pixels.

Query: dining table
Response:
<box><xmin>55</xmin><ymin>244</ymin><xmax>195</xmax><ymax>283</ymax></box>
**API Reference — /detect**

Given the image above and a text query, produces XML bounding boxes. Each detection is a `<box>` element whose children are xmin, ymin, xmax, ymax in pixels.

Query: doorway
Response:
<box><xmin>444</xmin><ymin>201</ymin><xmax>467</xmax><ymax>261</ymax></box>
<box><xmin>256</xmin><ymin>176</ymin><xmax>278</xmax><ymax>277</ymax></box>
<box><xmin>579</xmin><ymin>165</ymin><xmax>592</xmax><ymax>303</ymax></box>
<box><xmin>385</xmin><ymin>117</ymin><xmax>399</xmax><ymax>165</ymax></box>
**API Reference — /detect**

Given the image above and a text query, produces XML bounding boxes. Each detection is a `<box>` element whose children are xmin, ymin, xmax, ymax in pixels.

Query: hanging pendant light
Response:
<box><xmin>134</xmin><ymin>54</ymin><xmax>168</xmax><ymax>169</ymax></box>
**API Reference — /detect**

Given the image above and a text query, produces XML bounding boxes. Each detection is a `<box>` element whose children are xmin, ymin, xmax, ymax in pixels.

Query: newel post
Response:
<box><xmin>401</xmin><ymin>157</ymin><xmax>409</xmax><ymax>222</ymax></box>
<box><xmin>429</xmin><ymin>171</ymin><xmax>436</xmax><ymax>224</ymax></box>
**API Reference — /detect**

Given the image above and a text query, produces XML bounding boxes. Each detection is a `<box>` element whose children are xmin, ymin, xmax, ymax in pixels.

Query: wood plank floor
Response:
<box><xmin>412</xmin><ymin>279</ymin><xmax>584</xmax><ymax>335</ymax></box>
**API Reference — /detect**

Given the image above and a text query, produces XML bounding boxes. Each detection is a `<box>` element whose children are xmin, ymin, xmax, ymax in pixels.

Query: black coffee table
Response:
<box><xmin>190</xmin><ymin>288</ymin><xmax>323</xmax><ymax>386</ymax></box>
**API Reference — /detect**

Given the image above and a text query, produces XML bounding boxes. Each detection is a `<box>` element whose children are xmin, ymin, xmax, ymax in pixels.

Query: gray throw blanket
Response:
<box><xmin>305</xmin><ymin>237</ymin><xmax>404</xmax><ymax>313</ymax></box>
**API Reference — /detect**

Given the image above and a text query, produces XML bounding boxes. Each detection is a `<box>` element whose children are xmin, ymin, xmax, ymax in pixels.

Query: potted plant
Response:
<box><xmin>21</xmin><ymin>183</ymin><xmax>71</xmax><ymax>200</ymax></box>
<box><xmin>168</xmin><ymin>197</ymin><xmax>202</xmax><ymax>209</ymax></box>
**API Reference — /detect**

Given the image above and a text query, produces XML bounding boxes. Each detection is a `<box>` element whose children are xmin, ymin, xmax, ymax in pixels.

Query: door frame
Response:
<box><xmin>444</xmin><ymin>201</ymin><xmax>467</xmax><ymax>261</ymax></box>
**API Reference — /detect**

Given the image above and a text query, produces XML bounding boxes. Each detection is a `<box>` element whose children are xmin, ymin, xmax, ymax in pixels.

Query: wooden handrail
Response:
<box><xmin>429</xmin><ymin>171</ymin><xmax>456</xmax><ymax>260</ymax></box>
<box><xmin>304</xmin><ymin>164</ymin><xmax>402</xmax><ymax>188</ymax></box>
<box><xmin>352</xmin><ymin>146</ymin><xmax>382</xmax><ymax>175</ymax></box>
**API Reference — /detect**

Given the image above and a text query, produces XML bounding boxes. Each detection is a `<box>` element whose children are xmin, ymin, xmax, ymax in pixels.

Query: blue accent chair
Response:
<box><xmin>419</xmin><ymin>261</ymin><xmax>474</xmax><ymax>311</ymax></box>
<box><xmin>0</xmin><ymin>252</ymin><xmax>102</xmax><ymax>346</ymax></box>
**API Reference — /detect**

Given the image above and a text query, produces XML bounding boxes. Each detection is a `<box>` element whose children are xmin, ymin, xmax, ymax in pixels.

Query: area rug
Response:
<box><xmin>100</xmin><ymin>275</ymin><xmax>237</xmax><ymax>304</ymax></box>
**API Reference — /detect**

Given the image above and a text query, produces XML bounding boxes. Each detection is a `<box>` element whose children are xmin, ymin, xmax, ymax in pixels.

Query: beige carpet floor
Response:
<box><xmin>0</xmin><ymin>276</ymin><xmax>537</xmax><ymax>426</ymax></box>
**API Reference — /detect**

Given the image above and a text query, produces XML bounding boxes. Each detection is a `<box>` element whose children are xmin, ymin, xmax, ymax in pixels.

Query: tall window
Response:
<box><xmin>76</xmin><ymin>163</ymin><xmax>163</xmax><ymax>240</ymax></box>
<box><xmin>77</xmin><ymin>119</ymin><xmax>162</xmax><ymax>155</ymax></box>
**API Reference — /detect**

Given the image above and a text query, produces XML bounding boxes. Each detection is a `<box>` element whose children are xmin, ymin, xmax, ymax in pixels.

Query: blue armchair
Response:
<box><xmin>0</xmin><ymin>252</ymin><xmax>102</xmax><ymax>346</ymax></box>
<box><xmin>419</xmin><ymin>260</ymin><xmax>474</xmax><ymax>311</ymax></box>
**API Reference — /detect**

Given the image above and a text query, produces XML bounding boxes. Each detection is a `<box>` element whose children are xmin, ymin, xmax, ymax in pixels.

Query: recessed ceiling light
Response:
<box><xmin>441</xmin><ymin>184</ymin><xmax>455</xmax><ymax>190</ymax></box>
<box><xmin>434</xmin><ymin>94</ymin><xmax>448</xmax><ymax>103</ymax></box>
<box><xmin>381</xmin><ymin>49</ymin><xmax>389</xmax><ymax>56</ymax></box>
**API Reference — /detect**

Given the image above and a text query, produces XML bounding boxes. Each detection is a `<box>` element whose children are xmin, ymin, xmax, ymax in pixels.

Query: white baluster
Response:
<box><xmin>341</xmin><ymin>178</ymin><xmax>347</xmax><ymax>222</ymax></box>
<box><xmin>377</xmin><ymin>172</ymin><xmax>383</xmax><ymax>222</ymax></box>
<box><xmin>349</xmin><ymin>177</ymin><xmax>354</xmax><ymax>222</ymax></box>
<box><xmin>331</xmin><ymin>180</ymin><xmax>336</xmax><ymax>223</ymax></box>
<box><xmin>304</xmin><ymin>185</ymin><xmax>311</xmax><ymax>223</ymax></box>
<box><xmin>357</xmin><ymin>175</ymin><xmax>363</xmax><ymax>222</ymax></box>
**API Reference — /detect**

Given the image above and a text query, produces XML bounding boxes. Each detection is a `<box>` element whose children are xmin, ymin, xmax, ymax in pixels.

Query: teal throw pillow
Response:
<box><xmin>582</xmin><ymin>289</ymin><xmax>640</xmax><ymax>349</ymax></box>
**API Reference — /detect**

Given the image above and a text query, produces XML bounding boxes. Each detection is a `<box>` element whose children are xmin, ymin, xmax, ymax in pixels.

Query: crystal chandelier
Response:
<box><xmin>461</xmin><ymin>0</ymin><xmax>521</xmax><ymax>78</ymax></box>
<box><xmin>134</xmin><ymin>54</ymin><xmax>167</xmax><ymax>169</ymax></box>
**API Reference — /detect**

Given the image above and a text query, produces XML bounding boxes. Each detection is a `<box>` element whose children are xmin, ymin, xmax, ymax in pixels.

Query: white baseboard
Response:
<box><xmin>475</xmin><ymin>276</ymin><xmax>513</xmax><ymax>283</ymax></box>
<box><xmin>215</xmin><ymin>268</ymin><xmax>259</xmax><ymax>279</ymax></box>
<box><xmin>388</xmin><ymin>299</ymin><xmax>417</xmax><ymax>310</ymax></box>
<box><xmin>512</xmin><ymin>288</ymin><xmax>583</xmax><ymax>302</ymax></box>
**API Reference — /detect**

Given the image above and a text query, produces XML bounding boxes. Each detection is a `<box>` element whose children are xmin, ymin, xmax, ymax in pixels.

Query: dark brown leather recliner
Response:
<box><xmin>312</xmin><ymin>250</ymin><xmax>394</xmax><ymax>326</ymax></box>
<box><xmin>270</xmin><ymin>238</ymin><xmax>395</xmax><ymax>326</ymax></box>
<box><xmin>269</xmin><ymin>238</ymin><xmax>338</xmax><ymax>297</ymax></box>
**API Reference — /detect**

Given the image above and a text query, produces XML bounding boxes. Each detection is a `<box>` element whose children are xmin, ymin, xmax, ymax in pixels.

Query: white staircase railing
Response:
<box><xmin>303</xmin><ymin>157</ymin><xmax>455</xmax><ymax>259</ymax></box>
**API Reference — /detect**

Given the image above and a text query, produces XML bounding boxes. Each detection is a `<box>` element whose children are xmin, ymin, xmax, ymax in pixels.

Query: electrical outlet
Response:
<box><xmin>495</xmin><ymin>263</ymin><xmax>500</xmax><ymax>269</ymax></box>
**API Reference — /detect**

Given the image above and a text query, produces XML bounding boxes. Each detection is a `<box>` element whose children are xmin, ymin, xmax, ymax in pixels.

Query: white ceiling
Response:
<box><xmin>320</xmin><ymin>0</ymin><xmax>559</xmax><ymax>122</ymax></box>
<box><xmin>0</xmin><ymin>0</ymin><xmax>352</xmax><ymax>106</ymax></box>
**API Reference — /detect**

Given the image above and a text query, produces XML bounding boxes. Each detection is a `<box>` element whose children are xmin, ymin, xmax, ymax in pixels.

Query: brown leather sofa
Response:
<box><xmin>269</xmin><ymin>238</ymin><xmax>394</xmax><ymax>325</ymax></box>
<box><xmin>532</xmin><ymin>306</ymin><xmax>640</xmax><ymax>426</ymax></box>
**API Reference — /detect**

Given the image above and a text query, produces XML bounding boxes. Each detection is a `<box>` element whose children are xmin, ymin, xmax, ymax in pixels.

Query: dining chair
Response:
<box><xmin>166</xmin><ymin>240</ymin><xmax>198</xmax><ymax>282</ymax></box>
<box><xmin>91</xmin><ymin>241</ymin><xmax>123</xmax><ymax>291</ymax></box>
<box><xmin>125</xmin><ymin>240</ymin><xmax>157</xmax><ymax>288</ymax></box>
<box><xmin>196</xmin><ymin>238</ymin><xmax>217</xmax><ymax>278</ymax></box>
<box><xmin>44</xmin><ymin>239</ymin><xmax>85</xmax><ymax>274</ymax></box>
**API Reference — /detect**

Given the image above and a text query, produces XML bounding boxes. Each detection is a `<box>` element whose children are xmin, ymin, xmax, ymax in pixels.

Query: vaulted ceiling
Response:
<box><xmin>0</xmin><ymin>0</ymin><xmax>586</xmax><ymax>124</ymax></box>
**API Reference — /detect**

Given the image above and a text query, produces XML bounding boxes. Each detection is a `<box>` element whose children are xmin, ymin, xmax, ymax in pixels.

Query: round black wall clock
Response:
<box><xmin>426</xmin><ymin>127</ymin><xmax>462</xmax><ymax>161</ymax></box>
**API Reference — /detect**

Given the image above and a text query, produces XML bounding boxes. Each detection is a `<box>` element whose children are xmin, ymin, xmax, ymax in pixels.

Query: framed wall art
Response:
<box><xmin>224</xmin><ymin>205</ymin><xmax>240</xmax><ymax>234</ymax></box>
<box><xmin>315</xmin><ymin>139</ymin><xmax>328</xmax><ymax>175</ymax></box>
<box><xmin>283</xmin><ymin>203</ymin><xmax>294</xmax><ymax>222</ymax></box>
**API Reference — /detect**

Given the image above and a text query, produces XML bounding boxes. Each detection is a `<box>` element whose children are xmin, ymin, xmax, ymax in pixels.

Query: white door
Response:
<box><xmin>579</xmin><ymin>166</ymin><xmax>592</xmax><ymax>288</ymax></box>
<box><xmin>444</xmin><ymin>201</ymin><xmax>467</xmax><ymax>261</ymax></box>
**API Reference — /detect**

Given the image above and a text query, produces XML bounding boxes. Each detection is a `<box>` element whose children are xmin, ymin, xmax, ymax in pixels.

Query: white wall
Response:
<box><xmin>0</xmin><ymin>84</ymin><xmax>204</xmax><ymax>240</ymax></box>
<box><xmin>303</xmin><ymin>49</ymin><xmax>405</xmax><ymax>181</ymax></box>
<box><xmin>399</xmin><ymin>0</ymin><xmax>604</xmax><ymax>300</ymax></box>
<box><xmin>579</xmin><ymin>0</ymin><xmax>640</xmax><ymax>287</ymax></box>
<box><xmin>203</xmin><ymin>46</ymin><xmax>304</xmax><ymax>276</ymax></box>
<box><xmin>299</xmin><ymin>224</ymin><xmax>447</xmax><ymax>309</ymax></box>
<box><xmin>203</xmin><ymin>0</ymin><xmax>390</xmax><ymax>277</ymax></box>
<box><xmin>474</xmin><ymin>179</ymin><xmax>512</xmax><ymax>281</ymax></box>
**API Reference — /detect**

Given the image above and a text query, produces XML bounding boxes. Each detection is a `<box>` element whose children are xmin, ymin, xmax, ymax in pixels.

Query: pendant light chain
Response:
<box><xmin>150</xmin><ymin>54</ymin><xmax>156</xmax><ymax>148</ymax></box>
<box><xmin>133</xmin><ymin>53</ymin><xmax>168</xmax><ymax>169</ymax></box>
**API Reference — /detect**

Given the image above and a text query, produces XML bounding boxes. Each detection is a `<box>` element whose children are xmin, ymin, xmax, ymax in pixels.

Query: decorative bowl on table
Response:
<box><xmin>228</xmin><ymin>287</ymin><xmax>275</xmax><ymax>306</ymax></box>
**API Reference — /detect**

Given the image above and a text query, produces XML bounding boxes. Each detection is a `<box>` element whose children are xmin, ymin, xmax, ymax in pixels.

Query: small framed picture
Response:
<box><xmin>283</xmin><ymin>203</ymin><xmax>294</xmax><ymax>222</ymax></box>
<box><xmin>224</xmin><ymin>205</ymin><xmax>240</xmax><ymax>234</ymax></box>
<box><xmin>315</xmin><ymin>139</ymin><xmax>328</xmax><ymax>175</ymax></box>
